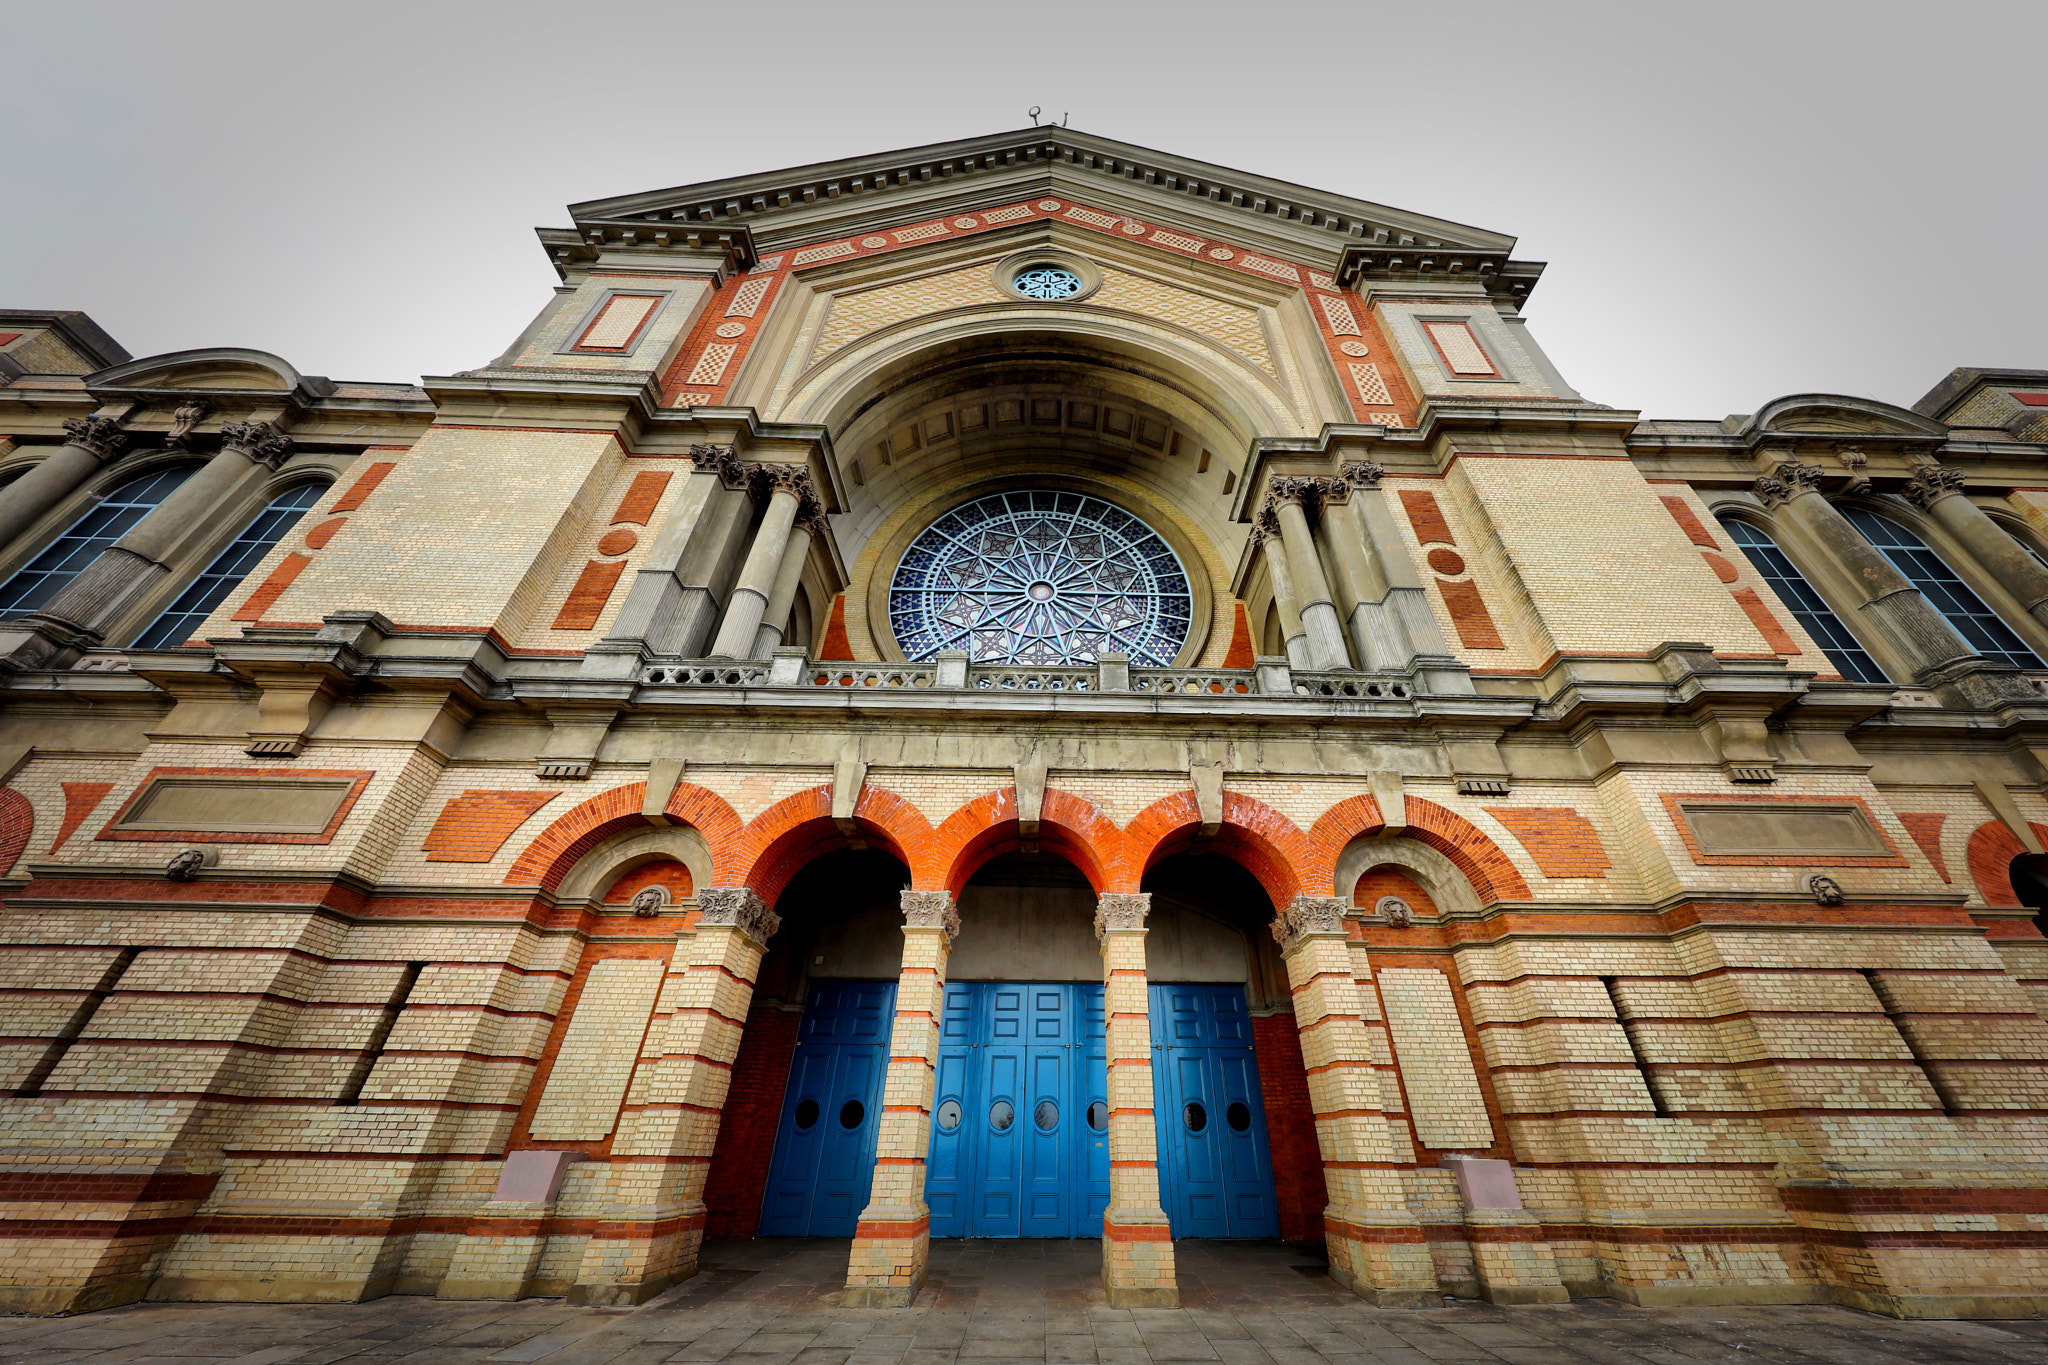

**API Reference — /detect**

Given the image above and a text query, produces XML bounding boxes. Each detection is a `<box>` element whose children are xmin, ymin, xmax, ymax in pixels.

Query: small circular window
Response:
<box><xmin>1035</xmin><ymin>1100</ymin><xmax>1059</xmax><ymax>1132</ymax></box>
<box><xmin>1088</xmin><ymin>1101</ymin><xmax>1108</xmax><ymax>1132</ymax></box>
<box><xmin>1226</xmin><ymin>1101</ymin><xmax>1252</xmax><ymax>1133</ymax></box>
<box><xmin>794</xmin><ymin>1098</ymin><xmax>820</xmax><ymax>1130</ymax></box>
<box><xmin>1183</xmin><ymin>1101</ymin><xmax>1207</xmax><ymax>1133</ymax></box>
<box><xmin>990</xmin><ymin>1100</ymin><xmax>1015</xmax><ymax>1131</ymax></box>
<box><xmin>839</xmin><ymin>1099</ymin><xmax>865</xmax><ymax>1129</ymax></box>
<box><xmin>936</xmin><ymin>1099</ymin><xmax>962</xmax><ymax>1132</ymax></box>
<box><xmin>1014</xmin><ymin>266</ymin><xmax>1082</xmax><ymax>300</ymax></box>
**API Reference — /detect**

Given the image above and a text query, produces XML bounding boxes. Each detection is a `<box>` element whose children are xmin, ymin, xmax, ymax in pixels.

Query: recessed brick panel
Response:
<box><xmin>422</xmin><ymin>791</ymin><xmax>561</xmax><ymax>863</ymax></box>
<box><xmin>552</xmin><ymin>560</ymin><xmax>627</xmax><ymax>631</ymax></box>
<box><xmin>610</xmin><ymin>470</ymin><xmax>672</xmax><ymax>526</ymax></box>
<box><xmin>1483</xmin><ymin>807</ymin><xmax>1610</xmax><ymax>879</ymax></box>
<box><xmin>1435</xmin><ymin>579</ymin><xmax>1505</xmax><ymax>649</ymax></box>
<box><xmin>1399</xmin><ymin>489</ymin><xmax>1457</xmax><ymax>546</ymax></box>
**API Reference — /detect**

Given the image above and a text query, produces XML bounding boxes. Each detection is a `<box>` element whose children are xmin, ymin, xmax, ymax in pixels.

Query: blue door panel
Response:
<box><xmin>758</xmin><ymin>981</ymin><xmax>894</xmax><ymax>1236</ymax></box>
<box><xmin>1150</xmin><ymin>983</ymin><xmax>1281</xmax><ymax>1240</ymax></box>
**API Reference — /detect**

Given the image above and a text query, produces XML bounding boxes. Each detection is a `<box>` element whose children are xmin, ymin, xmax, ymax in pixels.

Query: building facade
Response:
<box><xmin>0</xmin><ymin>128</ymin><xmax>2045</xmax><ymax>1320</ymax></box>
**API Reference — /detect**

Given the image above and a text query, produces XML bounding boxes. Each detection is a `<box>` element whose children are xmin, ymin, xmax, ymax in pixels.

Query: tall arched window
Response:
<box><xmin>1720</xmin><ymin>519</ymin><xmax>1888</xmax><ymax>683</ymax></box>
<box><xmin>133</xmin><ymin>483</ymin><xmax>327</xmax><ymax>649</ymax></box>
<box><xmin>0</xmin><ymin>467</ymin><xmax>195</xmax><ymax>618</ymax></box>
<box><xmin>1840</xmin><ymin>507</ymin><xmax>2045</xmax><ymax>670</ymax></box>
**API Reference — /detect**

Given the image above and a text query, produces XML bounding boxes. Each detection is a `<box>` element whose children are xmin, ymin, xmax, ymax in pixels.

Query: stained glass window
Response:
<box><xmin>889</xmin><ymin>490</ymin><xmax>1193</xmax><ymax>665</ymax></box>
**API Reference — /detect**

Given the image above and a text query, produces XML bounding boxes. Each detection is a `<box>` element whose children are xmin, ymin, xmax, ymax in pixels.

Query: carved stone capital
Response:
<box><xmin>60</xmin><ymin>416</ymin><xmax>126</xmax><ymax>462</ymax></box>
<box><xmin>1311</xmin><ymin>475</ymin><xmax>1351</xmax><ymax>505</ymax></box>
<box><xmin>795</xmin><ymin>510</ymin><xmax>831</xmax><ymax>540</ymax></box>
<box><xmin>1341</xmin><ymin>460</ymin><xmax>1385</xmax><ymax>490</ymax></box>
<box><xmin>1778</xmin><ymin>461</ymin><xmax>1824</xmax><ymax>492</ymax></box>
<box><xmin>697</xmin><ymin>886</ymin><xmax>781</xmax><ymax>945</ymax></box>
<box><xmin>1902</xmin><ymin>463</ymin><xmax>1968</xmax><ymax>509</ymax></box>
<box><xmin>1267</xmin><ymin>476</ymin><xmax>1317</xmax><ymax>509</ymax></box>
<box><xmin>1093</xmin><ymin>892</ymin><xmax>1150</xmax><ymax>940</ymax></box>
<box><xmin>1254</xmin><ymin>503</ymin><xmax>1284</xmax><ymax>542</ymax></box>
<box><xmin>1271</xmin><ymin>895</ymin><xmax>1347</xmax><ymax>952</ymax></box>
<box><xmin>901</xmin><ymin>889</ymin><xmax>960</xmax><ymax>940</ymax></box>
<box><xmin>1751</xmin><ymin>474</ymin><xmax>1794</xmax><ymax>509</ymax></box>
<box><xmin>218</xmin><ymin>420</ymin><xmax>294</xmax><ymax>469</ymax></box>
<box><xmin>689</xmin><ymin>443</ymin><xmax>746</xmax><ymax>488</ymax></box>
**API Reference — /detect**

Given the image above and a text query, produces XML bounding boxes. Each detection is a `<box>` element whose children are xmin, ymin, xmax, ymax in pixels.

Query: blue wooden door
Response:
<box><xmin>1150</xmin><ymin>984</ymin><xmax>1281</xmax><ymax>1239</ymax></box>
<box><xmin>758</xmin><ymin>980</ymin><xmax>895</xmax><ymax>1235</ymax></box>
<box><xmin>924</xmin><ymin>982</ymin><xmax>1105</xmax><ymax>1238</ymax></box>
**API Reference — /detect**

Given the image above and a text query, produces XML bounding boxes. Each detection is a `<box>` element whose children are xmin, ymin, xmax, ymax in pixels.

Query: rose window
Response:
<box><xmin>1012</xmin><ymin>266</ymin><xmax>1083</xmax><ymax>300</ymax></box>
<box><xmin>889</xmin><ymin>491</ymin><xmax>1194</xmax><ymax>666</ymax></box>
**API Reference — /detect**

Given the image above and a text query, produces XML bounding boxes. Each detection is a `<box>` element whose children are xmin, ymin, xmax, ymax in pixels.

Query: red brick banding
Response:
<box><xmin>1703</xmin><ymin>551</ymin><xmax>1740</xmax><ymax>583</ymax></box>
<box><xmin>1222</xmin><ymin>601</ymin><xmax>1256</xmax><ymax>668</ymax></box>
<box><xmin>422</xmin><ymin>791</ymin><xmax>560</xmax><ymax>863</ymax></box>
<box><xmin>1731</xmin><ymin>588</ymin><xmax>1801</xmax><ymax>654</ymax></box>
<box><xmin>302</xmin><ymin>517</ymin><xmax>346</xmax><ymax>549</ymax></box>
<box><xmin>1897</xmin><ymin>813</ymin><xmax>1951</xmax><ymax>883</ymax></box>
<box><xmin>0</xmin><ymin>789</ymin><xmax>30</xmax><ymax>877</ymax></box>
<box><xmin>329</xmin><ymin>461</ymin><xmax>396</xmax><ymax>513</ymax></box>
<box><xmin>232</xmin><ymin>553</ymin><xmax>312</xmax><ymax>621</ymax></box>
<box><xmin>1658</xmin><ymin>494</ymin><xmax>1720</xmax><ymax>548</ymax></box>
<box><xmin>817</xmin><ymin>593</ymin><xmax>854</xmax><ymax>661</ymax></box>
<box><xmin>610</xmin><ymin>470</ymin><xmax>672</xmax><ymax>526</ymax></box>
<box><xmin>1435</xmin><ymin>579</ymin><xmax>1505</xmax><ymax>649</ymax></box>
<box><xmin>1398</xmin><ymin>488</ymin><xmax>1456</xmax><ymax>545</ymax></box>
<box><xmin>505</xmin><ymin>781</ymin><xmax>744</xmax><ymax>891</ymax></box>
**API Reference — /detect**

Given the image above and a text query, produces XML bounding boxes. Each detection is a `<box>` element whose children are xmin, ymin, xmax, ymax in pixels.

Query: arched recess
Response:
<box><xmin>1333</xmin><ymin>835</ymin><xmax>1484</xmax><ymax>917</ymax></box>
<box><xmin>552</xmin><ymin>823</ymin><xmax>713</xmax><ymax>904</ymax></box>
<box><xmin>727</xmin><ymin>786</ymin><xmax>925</xmax><ymax>905</ymax></box>
<box><xmin>932</xmin><ymin>787</ymin><xmax>1122</xmax><ymax>896</ymax></box>
<box><xmin>504</xmin><ymin>781</ymin><xmax>743</xmax><ymax>891</ymax></box>
<box><xmin>1308</xmin><ymin>795</ymin><xmax>1532</xmax><ymax>904</ymax></box>
<box><xmin>1123</xmin><ymin>789</ymin><xmax>1311</xmax><ymax>909</ymax></box>
<box><xmin>1967</xmin><ymin>820</ymin><xmax>2048</xmax><ymax>909</ymax></box>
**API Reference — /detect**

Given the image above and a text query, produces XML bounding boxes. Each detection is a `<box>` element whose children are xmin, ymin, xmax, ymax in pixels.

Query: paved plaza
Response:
<box><xmin>0</xmin><ymin>1240</ymin><xmax>2040</xmax><ymax>1365</ymax></box>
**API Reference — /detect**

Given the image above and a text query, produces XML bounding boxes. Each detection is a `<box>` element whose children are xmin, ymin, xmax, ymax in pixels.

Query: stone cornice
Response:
<box><xmin>553</xmin><ymin>127</ymin><xmax>1525</xmax><ymax>284</ymax></box>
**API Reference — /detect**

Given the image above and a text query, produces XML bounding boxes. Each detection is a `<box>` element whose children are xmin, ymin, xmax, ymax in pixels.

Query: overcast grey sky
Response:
<box><xmin>4</xmin><ymin>1</ymin><xmax>2040</xmax><ymax>420</ymax></box>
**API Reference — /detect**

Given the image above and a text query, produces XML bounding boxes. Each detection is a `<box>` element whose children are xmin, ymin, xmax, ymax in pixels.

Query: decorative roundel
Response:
<box><xmin>1013</xmin><ymin>266</ymin><xmax>1083</xmax><ymax>300</ymax></box>
<box><xmin>714</xmin><ymin>321</ymin><xmax>747</xmax><ymax>338</ymax></box>
<box><xmin>1338</xmin><ymin>340</ymin><xmax>1371</xmax><ymax>356</ymax></box>
<box><xmin>597</xmin><ymin>529</ymin><xmax>639</xmax><ymax>557</ymax></box>
<box><xmin>1207</xmin><ymin>247</ymin><xmax>1235</xmax><ymax>260</ymax></box>
<box><xmin>954</xmin><ymin>216</ymin><xmax>979</xmax><ymax>228</ymax></box>
<box><xmin>1426</xmin><ymin>548</ymin><xmax>1466</xmax><ymax>576</ymax></box>
<box><xmin>1121</xmin><ymin>221</ymin><xmax>1147</xmax><ymax>235</ymax></box>
<box><xmin>1038</xmin><ymin>199</ymin><xmax>1062</xmax><ymax>211</ymax></box>
<box><xmin>889</xmin><ymin>490</ymin><xmax>1194</xmax><ymax>666</ymax></box>
<box><xmin>861</xmin><ymin>235</ymin><xmax>888</xmax><ymax>248</ymax></box>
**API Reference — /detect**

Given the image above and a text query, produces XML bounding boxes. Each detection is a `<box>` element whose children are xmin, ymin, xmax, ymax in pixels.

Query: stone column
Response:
<box><xmin>1096</xmin><ymin>892</ymin><xmax>1177</xmax><ymax>1307</ymax></box>
<box><xmin>1312</xmin><ymin>467</ymin><xmax>1407</xmax><ymax>672</ymax></box>
<box><xmin>1269</xmin><ymin>480</ymin><xmax>1353</xmax><ymax>670</ymax></box>
<box><xmin>596</xmin><ymin>444</ymin><xmax>755</xmax><ymax>665</ymax></box>
<box><xmin>32</xmin><ymin>420</ymin><xmax>291</xmax><ymax>639</ymax></box>
<box><xmin>1258</xmin><ymin>507</ymin><xmax>1312</xmax><ymax>671</ymax></box>
<box><xmin>707</xmin><ymin>466</ymin><xmax>813</xmax><ymax>660</ymax></box>
<box><xmin>0</xmin><ymin>416</ymin><xmax>126</xmax><ymax>554</ymax></box>
<box><xmin>569</xmin><ymin>887</ymin><xmax>778</xmax><ymax>1306</ymax></box>
<box><xmin>1274</xmin><ymin>896</ymin><xmax>1439</xmax><ymax>1306</ymax></box>
<box><xmin>750</xmin><ymin>512</ymin><xmax>820</xmax><ymax>659</ymax></box>
<box><xmin>845</xmin><ymin>890</ymin><xmax>958</xmax><ymax>1307</ymax></box>
<box><xmin>1756</xmin><ymin>463</ymin><xmax>1979</xmax><ymax>679</ymax></box>
<box><xmin>1904</xmin><ymin>464</ymin><xmax>2048</xmax><ymax>634</ymax></box>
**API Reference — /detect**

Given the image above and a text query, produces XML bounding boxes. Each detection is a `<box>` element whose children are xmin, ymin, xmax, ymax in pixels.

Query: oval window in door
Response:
<box><xmin>794</xmin><ymin>1098</ymin><xmax>820</xmax><ymax>1130</ymax></box>
<box><xmin>1034</xmin><ymin>1100</ymin><xmax>1059</xmax><ymax>1132</ymax></box>
<box><xmin>989</xmin><ymin>1100</ymin><xmax>1014</xmax><ymax>1131</ymax></box>
<box><xmin>1087</xmin><ymin>1101</ymin><xmax>1108</xmax><ymax>1132</ymax></box>
<box><xmin>839</xmin><ymin>1099</ymin><xmax>865</xmax><ymax>1129</ymax></box>
<box><xmin>1183</xmin><ymin>1101</ymin><xmax>1207</xmax><ymax>1132</ymax></box>
<box><xmin>1226</xmin><ymin>1100</ymin><xmax>1252</xmax><ymax>1133</ymax></box>
<box><xmin>936</xmin><ymin>1099</ymin><xmax>962</xmax><ymax>1132</ymax></box>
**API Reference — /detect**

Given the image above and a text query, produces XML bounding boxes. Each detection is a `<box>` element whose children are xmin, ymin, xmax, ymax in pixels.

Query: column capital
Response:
<box><xmin>1271</xmin><ymin>895</ymin><xmax>1348</xmax><ymax>952</ymax></box>
<box><xmin>697</xmin><ymin>886</ymin><xmax>780</xmax><ymax>945</ymax></box>
<box><xmin>1751</xmin><ymin>461</ymin><xmax>1823</xmax><ymax>509</ymax></box>
<box><xmin>59</xmin><ymin>415</ymin><xmax>126</xmax><ymax>462</ymax></box>
<box><xmin>901</xmin><ymin>889</ymin><xmax>959</xmax><ymax>939</ymax></box>
<box><xmin>218</xmin><ymin>420</ymin><xmax>294</xmax><ymax>469</ymax></box>
<box><xmin>1342</xmin><ymin>459</ymin><xmax>1385</xmax><ymax>490</ymax></box>
<box><xmin>689</xmin><ymin>442</ymin><xmax>746</xmax><ymax>488</ymax></box>
<box><xmin>1266</xmin><ymin>475</ymin><xmax>1318</xmax><ymax>509</ymax></box>
<box><xmin>1254</xmin><ymin>502</ymin><xmax>1285</xmax><ymax>542</ymax></box>
<box><xmin>1903</xmin><ymin>463</ymin><xmax>1968</xmax><ymax>509</ymax></box>
<box><xmin>1094</xmin><ymin>892</ymin><xmax>1150</xmax><ymax>940</ymax></box>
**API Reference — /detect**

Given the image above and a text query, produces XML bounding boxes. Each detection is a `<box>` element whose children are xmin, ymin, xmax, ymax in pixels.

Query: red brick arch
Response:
<box><xmin>1966</xmin><ymin>819</ymin><xmax>2048</xmax><ymax>908</ymax></box>
<box><xmin>730</xmin><ymin>786</ymin><xmax>932</xmax><ymax>904</ymax></box>
<box><xmin>1123</xmin><ymin>790</ymin><xmax>1311</xmax><ymax>907</ymax></box>
<box><xmin>0</xmin><ymin>789</ymin><xmax>31</xmax><ymax>878</ymax></box>
<box><xmin>1306</xmin><ymin>792</ymin><xmax>1531</xmax><ymax>904</ymax></box>
<box><xmin>504</xmin><ymin>780</ymin><xmax>744</xmax><ymax>890</ymax></box>
<box><xmin>932</xmin><ymin>787</ymin><xmax>1122</xmax><ymax>895</ymax></box>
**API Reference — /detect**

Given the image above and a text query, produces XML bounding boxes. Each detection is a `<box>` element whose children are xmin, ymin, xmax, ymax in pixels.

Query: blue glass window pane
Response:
<box><xmin>1721</xmin><ymin>519</ymin><xmax>1888</xmax><ymax>684</ymax></box>
<box><xmin>0</xmin><ymin>467</ymin><xmax>196</xmax><ymax>618</ymax></box>
<box><xmin>1839</xmin><ymin>507</ymin><xmax>2044</xmax><ymax>670</ymax></box>
<box><xmin>133</xmin><ymin>483</ymin><xmax>326</xmax><ymax>649</ymax></box>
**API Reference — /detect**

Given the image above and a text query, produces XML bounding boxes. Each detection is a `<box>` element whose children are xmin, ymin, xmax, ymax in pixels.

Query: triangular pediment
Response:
<box><xmin>555</xmin><ymin>128</ymin><xmax>1517</xmax><ymax>277</ymax></box>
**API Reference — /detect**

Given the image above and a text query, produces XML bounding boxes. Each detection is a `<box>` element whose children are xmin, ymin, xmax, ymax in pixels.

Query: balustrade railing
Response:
<box><xmin>637</xmin><ymin>651</ymin><xmax>1421</xmax><ymax>701</ymax></box>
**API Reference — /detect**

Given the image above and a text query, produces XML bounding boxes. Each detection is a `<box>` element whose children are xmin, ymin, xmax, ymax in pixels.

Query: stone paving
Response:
<box><xmin>0</xmin><ymin>1239</ymin><xmax>2043</xmax><ymax>1365</ymax></box>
